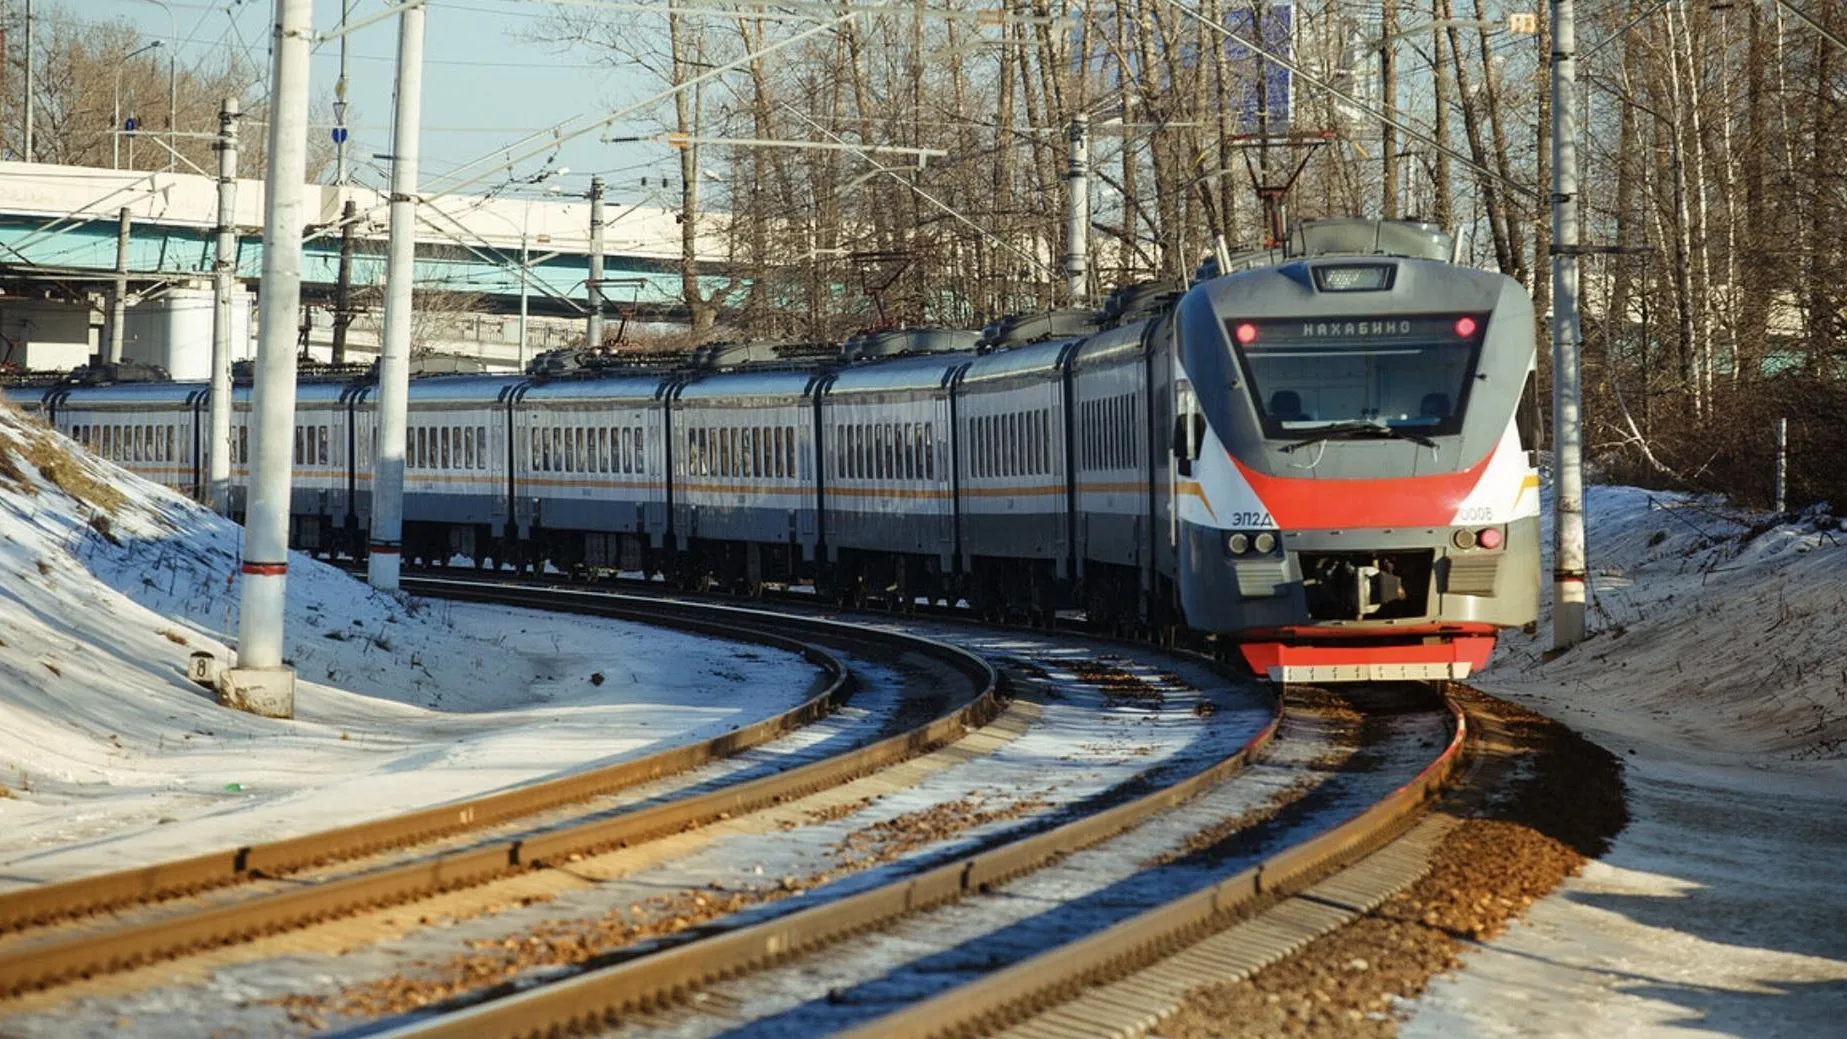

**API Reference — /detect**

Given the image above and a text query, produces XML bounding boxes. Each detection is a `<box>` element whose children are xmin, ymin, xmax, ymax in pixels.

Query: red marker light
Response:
<box><xmin>1235</xmin><ymin>323</ymin><xmax>1258</xmax><ymax>344</ymax></box>
<box><xmin>1476</xmin><ymin>527</ymin><xmax>1504</xmax><ymax>550</ymax></box>
<box><xmin>1454</xmin><ymin>316</ymin><xmax>1479</xmax><ymax>338</ymax></box>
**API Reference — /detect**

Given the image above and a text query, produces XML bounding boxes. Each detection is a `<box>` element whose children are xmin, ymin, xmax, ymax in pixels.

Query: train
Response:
<box><xmin>9</xmin><ymin>218</ymin><xmax>1541</xmax><ymax>682</ymax></box>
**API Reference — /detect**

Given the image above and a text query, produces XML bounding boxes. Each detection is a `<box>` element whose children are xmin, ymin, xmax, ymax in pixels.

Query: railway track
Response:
<box><xmin>3</xmin><ymin>576</ymin><xmax>1492</xmax><ymax>1039</ymax></box>
<box><xmin>0</xmin><ymin>589</ymin><xmax>1002</xmax><ymax>1001</ymax></box>
<box><xmin>332</xmin><ymin>681</ymin><xmax>1450</xmax><ymax>1039</ymax></box>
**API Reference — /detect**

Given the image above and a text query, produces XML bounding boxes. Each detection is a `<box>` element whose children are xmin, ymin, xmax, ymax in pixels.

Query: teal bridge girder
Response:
<box><xmin>0</xmin><ymin>213</ymin><xmax>738</xmax><ymax>318</ymax></box>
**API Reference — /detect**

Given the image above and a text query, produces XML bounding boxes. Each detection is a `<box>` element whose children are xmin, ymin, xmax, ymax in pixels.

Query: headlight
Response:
<box><xmin>1227</xmin><ymin>532</ymin><xmax>1250</xmax><ymax>555</ymax></box>
<box><xmin>1253</xmin><ymin>531</ymin><xmax>1276</xmax><ymax>553</ymax></box>
<box><xmin>1452</xmin><ymin>528</ymin><xmax>1477</xmax><ymax>550</ymax></box>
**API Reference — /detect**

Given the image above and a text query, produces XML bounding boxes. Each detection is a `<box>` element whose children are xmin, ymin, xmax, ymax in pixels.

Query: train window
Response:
<box><xmin>552</xmin><ymin>428</ymin><xmax>565</xmax><ymax>472</ymax></box>
<box><xmin>238</xmin><ymin>426</ymin><xmax>248</xmax><ymax>465</ymax></box>
<box><xmin>634</xmin><ymin>427</ymin><xmax>644</xmax><ymax>475</ymax></box>
<box><xmin>583</xmin><ymin>428</ymin><xmax>596</xmax><ymax>472</ymax></box>
<box><xmin>750</xmin><ymin>427</ymin><xmax>762</xmax><ymax>479</ymax></box>
<box><xmin>537</xmin><ymin>428</ymin><xmax>548</xmax><ymax>472</ymax></box>
<box><xmin>784</xmin><ymin>426</ymin><xmax>796</xmax><ymax>479</ymax></box>
<box><xmin>771</xmin><ymin>427</ymin><xmax>783</xmax><ymax>479</ymax></box>
<box><xmin>923</xmin><ymin>422</ymin><xmax>935</xmax><ymax>480</ymax></box>
<box><xmin>974</xmin><ymin>416</ymin><xmax>985</xmax><ymax>479</ymax></box>
<box><xmin>464</xmin><ymin>427</ymin><xmax>476</xmax><ymax>470</ymax></box>
<box><xmin>437</xmin><ymin>427</ymin><xmax>448</xmax><ymax>470</ymax></box>
<box><xmin>613</xmin><ymin>428</ymin><xmax>625</xmax><ymax>474</ymax></box>
<box><xmin>565</xmin><ymin>428</ymin><xmax>577</xmax><ymax>473</ymax></box>
<box><xmin>591</xmin><ymin>428</ymin><xmax>603</xmax><ymax>473</ymax></box>
<box><xmin>580</xmin><ymin>428</ymin><xmax>592</xmax><ymax>472</ymax></box>
<box><xmin>319</xmin><ymin>426</ymin><xmax>329</xmax><ymax>465</ymax></box>
<box><xmin>884</xmin><ymin>424</ymin><xmax>896</xmax><ymax>481</ymax></box>
<box><xmin>1517</xmin><ymin>369</ymin><xmax>1541</xmax><ymax>452</ymax></box>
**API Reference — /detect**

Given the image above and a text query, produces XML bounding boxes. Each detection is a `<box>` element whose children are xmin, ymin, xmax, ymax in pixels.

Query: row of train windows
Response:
<box><xmin>70</xmin><ymin>423</ymin><xmax>179</xmax><ymax>463</ymax></box>
<box><xmin>832</xmin><ymin>422</ymin><xmax>936</xmax><ymax>483</ymax></box>
<box><xmin>967</xmin><ymin>409</ymin><xmax>1052</xmax><ymax>479</ymax></box>
<box><xmin>294</xmin><ymin>425</ymin><xmax>332</xmax><ymax>466</ymax></box>
<box><xmin>1080</xmin><ymin>393</ymin><xmax>1142</xmax><ymax>470</ymax></box>
<box><xmin>680</xmin><ymin>425</ymin><xmax>797</xmax><ymax>480</ymax></box>
<box><xmin>531</xmin><ymin>425</ymin><xmax>648</xmax><ymax>475</ymax></box>
<box><xmin>411</xmin><ymin>425</ymin><xmax>490</xmax><ymax>471</ymax></box>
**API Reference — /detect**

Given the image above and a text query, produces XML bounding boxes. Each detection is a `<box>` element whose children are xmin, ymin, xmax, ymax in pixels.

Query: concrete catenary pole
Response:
<box><xmin>209</xmin><ymin>95</ymin><xmax>239</xmax><ymax>515</ymax></box>
<box><xmin>23</xmin><ymin>0</ymin><xmax>34</xmax><ymax>162</ymax></box>
<box><xmin>1064</xmin><ymin>113</ymin><xmax>1089</xmax><ymax>305</ymax></box>
<box><xmin>1775</xmin><ymin>417</ymin><xmax>1788</xmax><ymax>514</ymax></box>
<box><xmin>230</xmin><ymin>0</ymin><xmax>312</xmax><ymax>718</ymax></box>
<box><xmin>1380</xmin><ymin>0</ymin><xmax>1397</xmax><ymax>219</ymax></box>
<box><xmin>332</xmin><ymin>198</ymin><xmax>356</xmax><ymax>365</ymax></box>
<box><xmin>107</xmin><ymin>207</ymin><xmax>131</xmax><ymax>363</ymax></box>
<box><xmin>586</xmin><ymin>174</ymin><xmax>605</xmax><ymax>349</ymax></box>
<box><xmin>368</xmin><ymin>0</ymin><xmax>424</xmax><ymax>592</ymax></box>
<box><xmin>1550</xmin><ymin>0</ymin><xmax>1587</xmax><ymax>649</ymax></box>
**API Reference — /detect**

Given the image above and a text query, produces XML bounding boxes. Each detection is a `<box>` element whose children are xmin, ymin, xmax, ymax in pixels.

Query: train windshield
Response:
<box><xmin>1228</xmin><ymin>314</ymin><xmax>1486</xmax><ymax>439</ymax></box>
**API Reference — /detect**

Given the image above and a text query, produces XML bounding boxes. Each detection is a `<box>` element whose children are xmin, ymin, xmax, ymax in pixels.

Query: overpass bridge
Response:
<box><xmin>0</xmin><ymin>161</ymin><xmax>734</xmax><ymax>372</ymax></box>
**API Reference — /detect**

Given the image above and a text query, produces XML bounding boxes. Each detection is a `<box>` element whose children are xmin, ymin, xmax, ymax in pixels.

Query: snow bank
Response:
<box><xmin>0</xmin><ymin>403</ymin><xmax>815</xmax><ymax>879</ymax></box>
<box><xmin>1482</xmin><ymin>483</ymin><xmax>1847</xmax><ymax>767</ymax></box>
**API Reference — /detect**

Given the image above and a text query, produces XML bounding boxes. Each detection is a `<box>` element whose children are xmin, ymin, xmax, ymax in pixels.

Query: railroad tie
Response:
<box><xmin>994</xmin><ymin>814</ymin><xmax>1458</xmax><ymax>1038</ymax></box>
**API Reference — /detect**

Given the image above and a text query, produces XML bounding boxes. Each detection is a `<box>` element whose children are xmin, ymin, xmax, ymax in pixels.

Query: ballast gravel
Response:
<box><xmin>1157</xmin><ymin>686</ymin><xmax>1629</xmax><ymax>1038</ymax></box>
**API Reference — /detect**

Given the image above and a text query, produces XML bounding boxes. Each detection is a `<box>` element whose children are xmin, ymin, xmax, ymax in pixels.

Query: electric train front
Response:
<box><xmin>1169</xmin><ymin>241</ymin><xmax>1541</xmax><ymax>682</ymax></box>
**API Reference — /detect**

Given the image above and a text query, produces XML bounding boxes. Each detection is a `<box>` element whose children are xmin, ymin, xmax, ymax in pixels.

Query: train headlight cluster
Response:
<box><xmin>1452</xmin><ymin>526</ymin><xmax>1506</xmax><ymax>550</ymax></box>
<box><xmin>1227</xmin><ymin>531</ymin><xmax>1279</xmax><ymax>556</ymax></box>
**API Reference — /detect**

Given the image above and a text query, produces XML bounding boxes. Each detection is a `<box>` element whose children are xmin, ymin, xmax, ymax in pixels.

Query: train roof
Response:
<box><xmin>348</xmin><ymin>373</ymin><xmax>526</xmax><ymax>406</ymax></box>
<box><xmin>41</xmin><ymin>381</ymin><xmax>205</xmax><ymax>407</ymax></box>
<box><xmin>826</xmin><ymin>351</ymin><xmax>972</xmax><ymax>395</ymax></box>
<box><xmin>1203</xmin><ymin>255</ymin><xmax>1517</xmax><ymax>316</ymax></box>
<box><xmin>516</xmin><ymin>371</ymin><xmax>671</xmax><ymax>403</ymax></box>
<box><xmin>674</xmin><ymin>367</ymin><xmax>825</xmax><ymax>402</ymax></box>
<box><xmin>1069</xmin><ymin>318</ymin><xmax>1154</xmax><ymax>368</ymax></box>
<box><xmin>960</xmin><ymin>336</ymin><xmax>1080</xmax><ymax>386</ymax></box>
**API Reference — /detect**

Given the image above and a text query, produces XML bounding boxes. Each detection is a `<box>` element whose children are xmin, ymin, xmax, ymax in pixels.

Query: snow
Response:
<box><xmin>0</xmin><ymin>405</ymin><xmax>818</xmax><ymax>886</ymax></box>
<box><xmin>1407</xmin><ymin>484</ymin><xmax>1847</xmax><ymax>1036</ymax></box>
<box><xmin>6</xmin><ymin>388</ymin><xmax>1847</xmax><ymax>1036</ymax></box>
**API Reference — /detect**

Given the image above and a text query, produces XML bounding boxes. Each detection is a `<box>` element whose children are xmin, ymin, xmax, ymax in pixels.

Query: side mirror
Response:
<box><xmin>1172</xmin><ymin>414</ymin><xmax>1205</xmax><ymax>478</ymax></box>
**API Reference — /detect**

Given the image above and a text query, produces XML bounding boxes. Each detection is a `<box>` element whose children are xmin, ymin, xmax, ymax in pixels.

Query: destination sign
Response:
<box><xmin>1225</xmin><ymin>313</ymin><xmax>1487</xmax><ymax>349</ymax></box>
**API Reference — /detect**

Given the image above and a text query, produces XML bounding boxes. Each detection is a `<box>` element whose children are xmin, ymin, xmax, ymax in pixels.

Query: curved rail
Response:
<box><xmin>370</xmin><ymin>663</ymin><xmax>1286</xmax><ymax>1039</ymax></box>
<box><xmin>0</xmin><ymin>594</ymin><xmax>845</xmax><ymax>933</ymax></box>
<box><xmin>838</xmin><ymin>692</ymin><xmax>1470</xmax><ymax>1039</ymax></box>
<box><xmin>0</xmin><ymin>587</ymin><xmax>1001</xmax><ymax>997</ymax></box>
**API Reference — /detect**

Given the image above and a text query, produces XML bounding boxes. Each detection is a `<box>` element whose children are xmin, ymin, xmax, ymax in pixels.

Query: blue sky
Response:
<box><xmin>85</xmin><ymin>1</ymin><xmax>675</xmax><ymax>202</ymax></box>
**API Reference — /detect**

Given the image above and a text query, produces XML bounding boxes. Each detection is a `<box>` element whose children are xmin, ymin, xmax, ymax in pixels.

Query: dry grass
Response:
<box><xmin>160</xmin><ymin>629</ymin><xmax>190</xmax><ymax>646</ymax></box>
<box><xmin>0</xmin><ymin>404</ymin><xmax>128</xmax><ymax>517</ymax></box>
<box><xmin>0</xmin><ymin>785</ymin><xmax>14</xmax><ymax>800</ymax></box>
